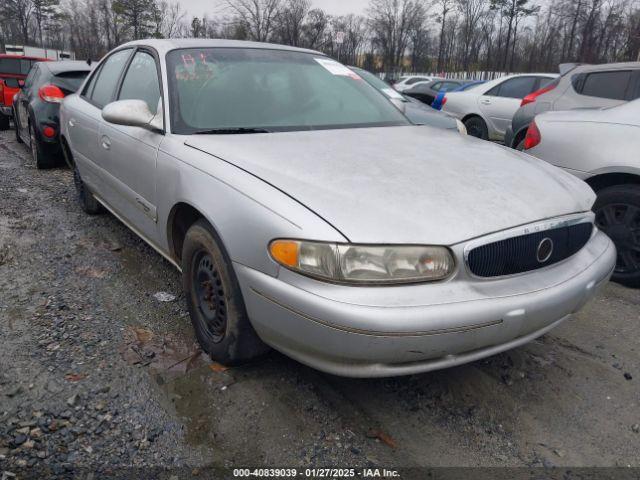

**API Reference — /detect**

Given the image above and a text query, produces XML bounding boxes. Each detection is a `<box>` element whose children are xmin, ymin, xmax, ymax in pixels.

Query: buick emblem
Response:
<box><xmin>536</xmin><ymin>237</ymin><xmax>554</xmax><ymax>263</ymax></box>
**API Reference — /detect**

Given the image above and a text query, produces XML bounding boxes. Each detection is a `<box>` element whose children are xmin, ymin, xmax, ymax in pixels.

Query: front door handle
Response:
<box><xmin>68</xmin><ymin>118</ymin><xmax>76</xmax><ymax>128</ymax></box>
<box><xmin>101</xmin><ymin>136</ymin><xmax>111</xmax><ymax>150</ymax></box>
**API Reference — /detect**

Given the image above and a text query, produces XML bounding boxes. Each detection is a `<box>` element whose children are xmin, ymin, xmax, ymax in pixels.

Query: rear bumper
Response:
<box><xmin>236</xmin><ymin>230</ymin><xmax>615</xmax><ymax>377</ymax></box>
<box><xmin>0</xmin><ymin>106</ymin><xmax>12</xmax><ymax>117</ymax></box>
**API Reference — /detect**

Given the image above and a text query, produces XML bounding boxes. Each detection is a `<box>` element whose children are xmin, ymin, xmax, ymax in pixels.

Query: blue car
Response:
<box><xmin>431</xmin><ymin>80</ymin><xmax>486</xmax><ymax>110</ymax></box>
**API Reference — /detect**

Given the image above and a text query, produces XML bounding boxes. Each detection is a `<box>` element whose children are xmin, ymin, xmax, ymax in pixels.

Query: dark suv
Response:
<box><xmin>505</xmin><ymin>62</ymin><xmax>640</xmax><ymax>150</ymax></box>
<box><xmin>13</xmin><ymin>60</ymin><xmax>91</xmax><ymax>168</ymax></box>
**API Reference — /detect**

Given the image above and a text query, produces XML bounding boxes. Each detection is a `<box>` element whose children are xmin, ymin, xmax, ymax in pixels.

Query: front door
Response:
<box><xmin>98</xmin><ymin>49</ymin><xmax>164</xmax><ymax>242</ymax></box>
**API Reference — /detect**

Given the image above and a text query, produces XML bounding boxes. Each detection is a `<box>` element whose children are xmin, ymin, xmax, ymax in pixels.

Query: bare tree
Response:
<box><xmin>367</xmin><ymin>0</ymin><xmax>428</xmax><ymax>75</ymax></box>
<box><xmin>226</xmin><ymin>0</ymin><xmax>282</xmax><ymax>42</ymax></box>
<box><xmin>434</xmin><ymin>0</ymin><xmax>453</xmax><ymax>72</ymax></box>
<box><xmin>275</xmin><ymin>0</ymin><xmax>310</xmax><ymax>46</ymax></box>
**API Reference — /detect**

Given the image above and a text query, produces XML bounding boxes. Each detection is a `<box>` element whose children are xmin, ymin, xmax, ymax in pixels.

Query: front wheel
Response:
<box><xmin>73</xmin><ymin>165</ymin><xmax>103</xmax><ymax>214</ymax></box>
<box><xmin>0</xmin><ymin>113</ymin><xmax>10</xmax><ymax>131</ymax></box>
<box><xmin>182</xmin><ymin>219</ymin><xmax>268</xmax><ymax>365</ymax></box>
<box><xmin>464</xmin><ymin>116</ymin><xmax>488</xmax><ymax>140</ymax></box>
<box><xmin>594</xmin><ymin>185</ymin><xmax>640</xmax><ymax>288</ymax></box>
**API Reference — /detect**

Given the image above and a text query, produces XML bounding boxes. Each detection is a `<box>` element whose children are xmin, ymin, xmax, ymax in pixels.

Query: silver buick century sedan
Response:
<box><xmin>60</xmin><ymin>39</ymin><xmax>616</xmax><ymax>377</ymax></box>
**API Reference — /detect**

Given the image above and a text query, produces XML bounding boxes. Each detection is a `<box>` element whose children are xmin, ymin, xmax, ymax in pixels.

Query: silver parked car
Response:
<box><xmin>60</xmin><ymin>40</ymin><xmax>615</xmax><ymax>377</ymax></box>
<box><xmin>442</xmin><ymin>73</ymin><xmax>558</xmax><ymax>141</ymax></box>
<box><xmin>524</xmin><ymin>100</ymin><xmax>640</xmax><ymax>288</ymax></box>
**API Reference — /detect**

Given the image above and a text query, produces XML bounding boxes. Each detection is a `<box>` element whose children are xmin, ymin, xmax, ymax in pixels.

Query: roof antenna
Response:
<box><xmin>87</xmin><ymin>58</ymin><xmax>92</xmax><ymax>66</ymax></box>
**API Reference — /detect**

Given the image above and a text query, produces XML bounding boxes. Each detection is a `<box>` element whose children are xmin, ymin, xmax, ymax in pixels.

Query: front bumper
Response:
<box><xmin>236</xmin><ymin>229</ymin><xmax>615</xmax><ymax>377</ymax></box>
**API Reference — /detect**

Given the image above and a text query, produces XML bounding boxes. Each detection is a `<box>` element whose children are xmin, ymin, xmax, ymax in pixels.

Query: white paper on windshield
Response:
<box><xmin>382</xmin><ymin>88</ymin><xmax>404</xmax><ymax>100</ymax></box>
<box><xmin>315</xmin><ymin>58</ymin><xmax>361</xmax><ymax>79</ymax></box>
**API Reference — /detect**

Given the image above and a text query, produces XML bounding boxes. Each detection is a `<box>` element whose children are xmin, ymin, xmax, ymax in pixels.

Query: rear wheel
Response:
<box><xmin>182</xmin><ymin>219</ymin><xmax>268</xmax><ymax>365</ymax></box>
<box><xmin>13</xmin><ymin>111</ymin><xmax>22</xmax><ymax>144</ymax></box>
<box><xmin>594</xmin><ymin>185</ymin><xmax>640</xmax><ymax>288</ymax></box>
<box><xmin>30</xmin><ymin>123</ymin><xmax>56</xmax><ymax>169</ymax></box>
<box><xmin>464</xmin><ymin>116</ymin><xmax>488</xmax><ymax>140</ymax></box>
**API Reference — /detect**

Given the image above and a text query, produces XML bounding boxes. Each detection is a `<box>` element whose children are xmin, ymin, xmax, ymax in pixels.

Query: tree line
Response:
<box><xmin>1</xmin><ymin>0</ymin><xmax>639</xmax><ymax>75</ymax></box>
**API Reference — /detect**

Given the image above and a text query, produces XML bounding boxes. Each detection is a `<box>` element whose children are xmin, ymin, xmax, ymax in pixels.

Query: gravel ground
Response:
<box><xmin>0</xmin><ymin>129</ymin><xmax>639</xmax><ymax>479</ymax></box>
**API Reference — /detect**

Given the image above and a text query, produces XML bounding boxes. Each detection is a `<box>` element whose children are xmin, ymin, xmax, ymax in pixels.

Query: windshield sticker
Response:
<box><xmin>382</xmin><ymin>88</ymin><xmax>404</xmax><ymax>100</ymax></box>
<box><xmin>314</xmin><ymin>58</ymin><xmax>361</xmax><ymax>79</ymax></box>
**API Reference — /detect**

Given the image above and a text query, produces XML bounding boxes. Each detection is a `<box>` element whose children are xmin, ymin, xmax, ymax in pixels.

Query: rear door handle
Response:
<box><xmin>101</xmin><ymin>136</ymin><xmax>111</xmax><ymax>150</ymax></box>
<box><xmin>481</xmin><ymin>99</ymin><xmax>492</xmax><ymax>105</ymax></box>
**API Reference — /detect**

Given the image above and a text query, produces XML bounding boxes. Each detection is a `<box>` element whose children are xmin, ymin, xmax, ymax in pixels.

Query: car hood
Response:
<box><xmin>185</xmin><ymin>126</ymin><xmax>595</xmax><ymax>245</ymax></box>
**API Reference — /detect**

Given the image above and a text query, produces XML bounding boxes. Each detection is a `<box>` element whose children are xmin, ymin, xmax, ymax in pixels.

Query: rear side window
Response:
<box><xmin>489</xmin><ymin>76</ymin><xmax>538</xmax><ymax>99</ymax></box>
<box><xmin>572</xmin><ymin>70</ymin><xmax>633</xmax><ymax>100</ymax></box>
<box><xmin>406</xmin><ymin>77</ymin><xmax>427</xmax><ymax>85</ymax></box>
<box><xmin>54</xmin><ymin>71</ymin><xmax>89</xmax><ymax>93</ymax></box>
<box><xmin>89</xmin><ymin>49</ymin><xmax>132</xmax><ymax>108</ymax></box>
<box><xmin>118</xmin><ymin>51</ymin><xmax>161</xmax><ymax>115</ymax></box>
<box><xmin>431</xmin><ymin>82</ymin><xmax>442</xmax><ymax>90</ymax></box>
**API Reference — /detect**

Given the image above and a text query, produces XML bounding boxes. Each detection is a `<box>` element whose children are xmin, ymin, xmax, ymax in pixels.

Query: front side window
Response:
<box><xmin>118</xmin><ymin>51</ymin><xmax>161</xmax><ymax>115</ymax></box>
<box><xmin>167</xmin><ymin>48</ymin><xmax>409</xmax><ymax>134</ymax></box>
<box><xmin>90</xmin><ymin>49</ymin><xmax>132</xmax><ymax>108</ymax></box>
<box><xmin>23</xmin><ymin>65</ymin><xmax>39</xmax><ymax>89</ymax></box>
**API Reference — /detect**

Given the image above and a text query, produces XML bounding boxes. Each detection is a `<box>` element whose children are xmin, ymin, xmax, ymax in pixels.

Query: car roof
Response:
<box><xmin>41</xmin><ymin>60</ymin><xmax>92</xmax><ymax>74</ymax></box>
<box><xmin>118</xmin><ymin>38</ymin><xmax>323</xmax><ymax>56</ymax></box>
<box><xmin>571</xmin><ymin>61</ymin><xmax>640</xmax><ymax>74</ymax></box>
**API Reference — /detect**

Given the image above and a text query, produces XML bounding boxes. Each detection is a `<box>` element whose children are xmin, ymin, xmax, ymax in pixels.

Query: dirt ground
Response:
<box><xmin>0</xmin><ymin>129</ymin><xmax>639</xmax><ymax>479</ymax></box>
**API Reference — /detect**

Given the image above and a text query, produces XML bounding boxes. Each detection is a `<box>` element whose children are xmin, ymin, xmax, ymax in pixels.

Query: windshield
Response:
<box><xmin>166</xmin><ymin>48</ymin><xmax>409</xmax><ymax>134</ymax></box>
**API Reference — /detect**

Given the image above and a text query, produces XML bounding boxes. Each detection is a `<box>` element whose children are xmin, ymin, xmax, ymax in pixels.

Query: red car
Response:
<box><xmin>0</xmin><ymin>54</ymin><xmax>49</xmax><ymax>130</ymax></box>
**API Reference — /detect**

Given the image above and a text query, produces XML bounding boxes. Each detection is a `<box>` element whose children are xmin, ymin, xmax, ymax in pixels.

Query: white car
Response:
<box><xmin>442</xmin><ymin>73</ymin><xmax>558</xmax><ymax>141</ymax></box>
<box><xmin>393</xmin><ymin>75</ymin><xmax>435</xmax><ymax>92</ymax></box>
<box><xmin>524</xmin><ymin>99</ymin><xmax>640</xmax><ymax>288</ymax></box>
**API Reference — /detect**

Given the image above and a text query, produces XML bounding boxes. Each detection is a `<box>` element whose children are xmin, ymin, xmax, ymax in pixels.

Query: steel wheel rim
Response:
<box><xmin>192</xmin><ymin>250</ymin><xmax>227</xmax><ymax>342</ymax></box>
<box><xmin>596</xmin><ymin>202</ymin><xmax>640</xmax><ymax>274</ymax></box>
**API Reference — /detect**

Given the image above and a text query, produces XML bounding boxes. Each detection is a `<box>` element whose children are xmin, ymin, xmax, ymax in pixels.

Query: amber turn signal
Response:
<box><xmin>269</xmin><ymin>240</ymin><xmax>300</xmax><ymax>267</ymax></box>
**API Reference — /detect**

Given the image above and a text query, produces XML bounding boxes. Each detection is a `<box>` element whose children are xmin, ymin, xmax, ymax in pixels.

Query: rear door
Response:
<box><xmin>478</xmin><ymin>76</ymin><xmax>540</xmax><ymax>138</ymax></box>
<box><xmin>98</xmin><ymin>48</ymin><xmax>164</xmax><ymax>241</ymax></box>
<box><xmin>15</xmin><ymin>64</ymin><xmax>41</xmax><ymax>138</ymax></box>
<box><xmin>67</xmin><ymin>49</ymin><xmax>132</xmax><ymax>192</ymax></box>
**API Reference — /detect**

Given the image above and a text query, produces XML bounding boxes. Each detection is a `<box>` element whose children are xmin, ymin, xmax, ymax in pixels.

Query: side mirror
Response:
<box><xmin>390</xmin><ymin>97</ymin><xmax>407</xmax><ymax>114</ymax></box>
<box><xmin>4</xmin><ymin>78</ymin><xmax>22</xmax><ymax>89</ymax></box>
<box><xmin>102</xmin><ymin>99</ymin><xmax>163</xmax><ymax>131</ymax></box>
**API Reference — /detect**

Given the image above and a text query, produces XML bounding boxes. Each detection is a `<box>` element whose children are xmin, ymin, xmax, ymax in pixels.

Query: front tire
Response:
<box><xmin>594</xmin><ymin>185</ymin><xmax>640</xmax><ymax>288</ymax></box>
<box><xmin>182</xmin><ymin>219</ymin><xmax>268</xmax><ymax>365</ymax></box>
<box><xmin>0</xmin><ymin>113</ymin><xmax>10</xmax><ymax>131</ymax></box>
<box><xmin>464</xmin><ymin>116</ymin><xmax>488</xmax><ymax>140</ymax></box>
<box><xmin>73</xmin><ymin>165</ymin><xmax>103</xmax><ymax>214</ymax></box>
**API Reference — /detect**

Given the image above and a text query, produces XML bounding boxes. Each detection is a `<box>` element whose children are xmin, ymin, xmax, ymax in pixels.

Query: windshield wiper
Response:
<box><xmin>193</xmin><ymin>127</ymin><xmax>271</xmax><ymax>135</ymax></box>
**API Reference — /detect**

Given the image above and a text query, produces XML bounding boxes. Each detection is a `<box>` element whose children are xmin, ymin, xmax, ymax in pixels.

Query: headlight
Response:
<box><xmin>456</xmin><ymin>119</ymin><xmax>467</xmax><ymax>135</ymax></box>
<box><xmin>269</xmin><ymin>240</ymin><xmax>455</xmax><ymax>284</ymax></box>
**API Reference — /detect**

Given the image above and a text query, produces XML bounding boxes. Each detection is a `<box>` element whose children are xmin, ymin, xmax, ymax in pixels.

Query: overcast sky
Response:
<box><xmin>180</xmin><ymin>0</ymin><xmax>371</xmax><ymax>19</ymax></box>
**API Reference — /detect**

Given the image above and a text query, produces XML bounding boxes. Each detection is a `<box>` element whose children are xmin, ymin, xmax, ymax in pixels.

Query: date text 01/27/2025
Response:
<box><xmin>232</xmin><ymin>468</ymin><xmax>401</xmax><ymax>478</ymax></box>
